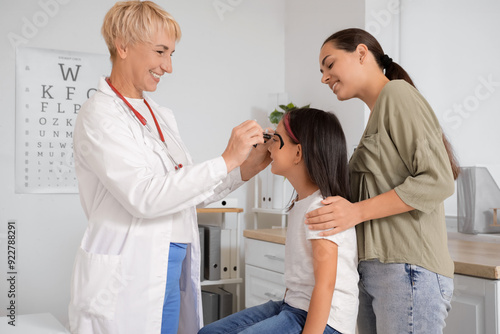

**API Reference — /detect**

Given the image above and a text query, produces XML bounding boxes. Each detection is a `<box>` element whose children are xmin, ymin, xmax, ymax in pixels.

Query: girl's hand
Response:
<box><xmin>240</xmin><ymin>127</ymin><xmax>272</xmax><ymax>180</ymax></box>
<box><xmin>305</xmin><ymin>196</ymin><xmax>362</xmax><ymax>236</ymax></box>
<box><xmin>222</xmin><ymin>120</ymin><xmax>265</xmax><ymax>173</ymax></box>
<box><xmin>240</xmin><ymin>141</ymin><xmax>272</xmax><ymax>181</ymax></box>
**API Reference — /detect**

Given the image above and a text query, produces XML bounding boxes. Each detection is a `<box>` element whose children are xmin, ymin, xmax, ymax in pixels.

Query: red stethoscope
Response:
<box><xmin>105</xmin><ymin>77</ymin><xmax>184</xmax><ymax>170</ymax></box>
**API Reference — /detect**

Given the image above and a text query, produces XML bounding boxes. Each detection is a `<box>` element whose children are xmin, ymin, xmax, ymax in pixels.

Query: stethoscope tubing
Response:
<box><xmin>105</xmin><ymin>77</ymin><xmax>184</xmax><ymax>170</ymax></box>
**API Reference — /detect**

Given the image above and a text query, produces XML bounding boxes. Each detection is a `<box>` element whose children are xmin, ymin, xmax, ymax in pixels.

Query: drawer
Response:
<box><xmin>245</xmin><ymin>264</ymin><xmax>285</xmax><ymax>308</ymax></box>
<box><xmin>245</xmin><ymin>238</ymin><xmax>285</xmax><ymax>273</ymax></box>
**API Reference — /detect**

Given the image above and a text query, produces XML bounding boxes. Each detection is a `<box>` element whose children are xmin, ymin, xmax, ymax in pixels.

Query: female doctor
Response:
<box><xmin>68</xmin><ymin>2</ymin><xmax>271</xmax><ymax>334</ymax></box>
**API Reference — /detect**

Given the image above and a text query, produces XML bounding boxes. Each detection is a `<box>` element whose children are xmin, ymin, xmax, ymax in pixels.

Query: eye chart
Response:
<box><xmin>15</xmin><ymin>47</ymin><xmax>110</xmax><ymax>193</ymax></box>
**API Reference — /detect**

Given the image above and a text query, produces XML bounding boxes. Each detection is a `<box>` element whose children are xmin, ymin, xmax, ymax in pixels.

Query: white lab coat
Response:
<box><xmin>69</xmin><ymin>77</ymin><xmax>244</xmax><ymax>334</ymax></box>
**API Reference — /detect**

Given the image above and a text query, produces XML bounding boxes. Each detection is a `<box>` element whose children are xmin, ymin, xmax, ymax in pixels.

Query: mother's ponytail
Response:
<box><xmin>323</xmin><ymin>28</ymin><xmax>460</xmax><ymax>179</ymax></box>
<box><xmin>382</xmin><ymin>55</ymin><xmax>415</xmax><ymax>88</ymax></box>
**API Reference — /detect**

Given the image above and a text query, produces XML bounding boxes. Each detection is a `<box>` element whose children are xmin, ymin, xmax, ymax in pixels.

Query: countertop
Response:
<box><xmin>244</xmin><ymin>228</ymin><xmax>286</xmax><ymax>245</ymax></box>
<box><xmin>243</xmin><ymin>228</ymin><xmax>500</xmax><ymax>280</ymax></box>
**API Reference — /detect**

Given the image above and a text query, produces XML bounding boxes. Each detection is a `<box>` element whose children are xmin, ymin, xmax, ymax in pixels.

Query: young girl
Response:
<box><xmin>198</xmin><ymin>108</ymin><xmax>359</xmax><ymax>334</ymax></box>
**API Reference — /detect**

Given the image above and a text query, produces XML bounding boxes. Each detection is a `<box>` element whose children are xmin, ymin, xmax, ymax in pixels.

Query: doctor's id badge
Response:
<box><xmin>15</xmin><ymin>47</ymin><xmax>110</xmax><ymax>194</ymax></box>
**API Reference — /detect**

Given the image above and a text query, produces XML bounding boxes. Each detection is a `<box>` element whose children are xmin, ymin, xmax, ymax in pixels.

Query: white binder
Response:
<box><xmin>229</xmin><ymin>228</ymin><xmax>238</xmax><ymax>279</ymax></box>
<box><xmin>266</xmin><ymin>166</ymin><xmax>273</xmax><ymax>209</ymax></box>
<box><xmin>220</xmin><ymin>229</ymin><xmax>231</xmax><ymax>279</ymax></box>
<box><xmin>260</xmin><ymin>165</ymin><xmax>268</xmax><ymax>208</ymax></box>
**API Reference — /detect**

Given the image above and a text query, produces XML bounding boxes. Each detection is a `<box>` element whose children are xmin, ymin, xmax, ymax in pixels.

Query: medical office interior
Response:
<box><xmin>0</xmin><ymin>0</ymin><xmax>499</xmax><ymax>333</ymax></box>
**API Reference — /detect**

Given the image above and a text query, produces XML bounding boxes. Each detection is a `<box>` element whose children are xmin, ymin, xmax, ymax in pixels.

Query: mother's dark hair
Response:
<box><xmin>322</xmin><ymin>28</ymin><xmax>460</xmax><ymax>180</ymax></box>
<box><xmin>323</xmin><ymin>28</ymin><xmax>414</xmax><ymax>87</ymax></box>
<box><xmin>285</xmin><ymin>108</ymin><xmax>350</xmax><ymax>201</ymax></box>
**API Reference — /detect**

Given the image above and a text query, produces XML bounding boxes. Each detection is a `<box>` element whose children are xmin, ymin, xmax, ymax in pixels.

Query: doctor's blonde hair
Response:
<box><xmin>101</xmin><ymin>1</ymin><xmax>181</xmax><ymax>62</ymax></box>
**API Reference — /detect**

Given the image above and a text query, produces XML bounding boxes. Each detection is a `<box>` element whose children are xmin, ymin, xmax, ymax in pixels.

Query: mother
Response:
<box><xmin>307</xmin><ymin>28</ymin><xmax>459</xmax><ymax>333</ymax></box>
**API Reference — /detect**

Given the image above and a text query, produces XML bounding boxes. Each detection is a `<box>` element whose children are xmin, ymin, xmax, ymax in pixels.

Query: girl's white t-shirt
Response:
<box><xmin>284</xmin><ymin>190</ymin><xmax>359</xmax><ymax>334</ymax></box>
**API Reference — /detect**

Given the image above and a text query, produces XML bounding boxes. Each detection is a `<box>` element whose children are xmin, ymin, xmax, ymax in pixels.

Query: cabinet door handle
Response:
<box><xmin>264</xmin><ymin>254</ymin><xmax>284</xmax><ymax>262</ymax></box>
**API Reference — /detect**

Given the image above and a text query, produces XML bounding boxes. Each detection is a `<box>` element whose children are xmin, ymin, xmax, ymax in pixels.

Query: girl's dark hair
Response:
<box><xmin>285</xmin><ymin>108</ymin><xmax>350</xmax><ymax>202</ymax></box>
<box><xmin>322</xmin><ymin>28</ymin><xmax>460</xmax><ymax>180</ymax></box>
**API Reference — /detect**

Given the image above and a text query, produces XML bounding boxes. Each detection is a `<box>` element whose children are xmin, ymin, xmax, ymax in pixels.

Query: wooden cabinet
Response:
<box><xmin>445</xmin><ymin>274</ymin><xmax>500</xmax><ymax>334</ymax></box>
<box><xmin>243</xmin><ymin>230</ymin><xmax>500</xmax><ymax>332</ymax></box>
<box><xmin>244</xmin><ymin>238</ymin><xmax>286</xmax><ymax>308</ymax></box>
<box><xmin>445</xmin><ymin>237</ymin><xmax>500</xmax><ymax>333</ymax></box>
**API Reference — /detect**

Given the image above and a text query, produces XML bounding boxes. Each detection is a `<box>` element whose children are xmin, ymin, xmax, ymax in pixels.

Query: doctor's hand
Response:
<box><xmin>222</xmin><ymin>120</ymin><xmax>265</xmax><ymax>174</ymax></box>
<box><xmin>305</xmin><ymin>196</ymin><xmax>362</xmax><ymax>237</ymax></box>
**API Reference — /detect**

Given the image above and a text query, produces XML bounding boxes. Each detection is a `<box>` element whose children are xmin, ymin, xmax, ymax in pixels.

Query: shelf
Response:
<box><xmin>197</xmin><ymin>208</ymin><xmax>244</xmax><ymax>213</ymax></box>
<box><xmin>252</xmin><ymin>207</ymin><xmax>288</xmax><ymax>229</ymax></box>
<box><xmin>197</xmin><ymin>208</ymin><xmax>244</xmax><ymax>312</ymax></box>
<box><xmin>252</xmin><ymin>208</ymin><xmax>288</xmax><ymax>215</ymax></box>
<box><xmin>201</xmin><ymin>277</ymin><xmax>243</xmax><ymax>286</ymax></box>
<box><xmin>253</xmin><ymin>172</ymin><xmax>290</xmax><ymax>229</ymax></box>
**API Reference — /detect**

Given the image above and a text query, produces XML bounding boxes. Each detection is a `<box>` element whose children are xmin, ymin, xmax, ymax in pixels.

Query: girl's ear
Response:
<box><xmin>294</xmin><ymin>144</ymin><xmax>303</xmax><ymax>165</ymax></box>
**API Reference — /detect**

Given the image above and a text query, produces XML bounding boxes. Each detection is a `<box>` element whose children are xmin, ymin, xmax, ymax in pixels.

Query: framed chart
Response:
<box><xmin>15</xmin><ymin>47</ymin><xmax>110</xmax><ymax>193</ymax></box>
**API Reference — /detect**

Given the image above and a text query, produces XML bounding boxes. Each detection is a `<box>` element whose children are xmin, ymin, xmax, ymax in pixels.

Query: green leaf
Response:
<box><xmin>278</xmin><ymin>104</ymin><xmax>288</xmax><ymax>111</ymax></box>
<box><xmin>269</xmin><ymin>110</ymin><xmax>284</xmax><ymax>124</ymax></box>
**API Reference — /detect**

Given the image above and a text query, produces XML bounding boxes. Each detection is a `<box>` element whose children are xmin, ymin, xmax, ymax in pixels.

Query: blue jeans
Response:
<box><xmin>161</xmin><ymin>243</ymin><xmax>188</xmax><ymax>334</ymax></box>
<box><xmin>198</xmin><ymin>300</ymin><xmax>340</xmax><ymax>334</ymax></box>
<box><xmin>357</xmin><ymin>259</ymin><xmax>453</xmax><ymax>334</ymax></box>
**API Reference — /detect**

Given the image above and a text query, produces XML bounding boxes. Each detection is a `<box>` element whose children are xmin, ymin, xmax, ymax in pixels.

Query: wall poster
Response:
<box><xmin>15</xmin><ymin>47</ymin><xmax>110</xmax><ymax>194</ymax></box>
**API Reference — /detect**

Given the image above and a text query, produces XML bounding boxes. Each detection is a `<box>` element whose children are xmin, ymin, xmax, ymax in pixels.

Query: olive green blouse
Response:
<box><xmin>350</xmin><ymin>80</ymin><xmax>455</xmax><ymax>278</ymax></box>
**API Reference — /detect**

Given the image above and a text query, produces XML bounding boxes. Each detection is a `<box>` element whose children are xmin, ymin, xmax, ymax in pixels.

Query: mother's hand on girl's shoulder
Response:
<box><xmin>305</xmin><ymin>196</ymin><xmax>361</xmax><ymax>236</ymax></box>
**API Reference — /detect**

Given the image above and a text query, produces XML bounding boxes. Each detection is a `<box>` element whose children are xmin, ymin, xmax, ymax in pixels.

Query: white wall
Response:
<box><xmin>285</xmin><ymin>0</ymin><xmax>366</xmax><ymax>154</ymax></box>
<box><xmin>366</xmin><ymin>0</ymin><xmax>500</xmax><ymax>216</ymax></box>
<box><xmin>400</xmin><ymin>0</ymin><xmax>500</xmax><ymax>216</ymax></box>
<box><xmin>0</xmin><ymin>0</ymin><xmax>366</xmax><ymax>328</ymax></box>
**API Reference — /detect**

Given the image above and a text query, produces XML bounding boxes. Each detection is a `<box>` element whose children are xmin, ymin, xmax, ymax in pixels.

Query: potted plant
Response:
<box><xmin>269</xmin><ymin>102</ymin><xmax>310</xmax><ymax>125</ymax></box>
